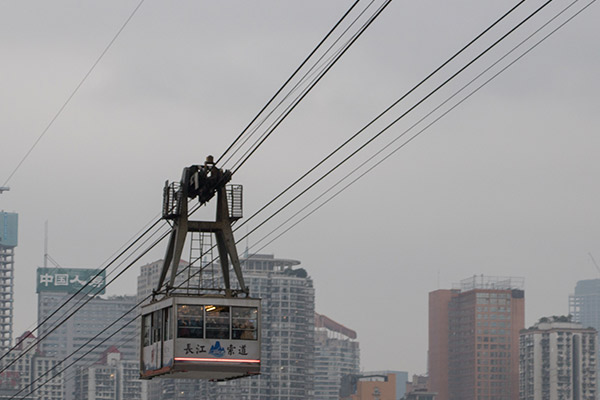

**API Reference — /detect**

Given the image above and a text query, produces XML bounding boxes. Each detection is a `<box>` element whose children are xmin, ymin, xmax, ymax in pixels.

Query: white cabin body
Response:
<box><xmin>140</xmin><ymin>296</ymin><xmax>261</xmax><ymax>380</ymax></box>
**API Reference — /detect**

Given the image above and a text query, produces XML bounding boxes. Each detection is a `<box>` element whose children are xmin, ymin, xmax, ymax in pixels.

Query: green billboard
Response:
<box><xmin>36</xmin><ymin>267</ymin><xmax>106</xmax><ymax>294</ymax></box>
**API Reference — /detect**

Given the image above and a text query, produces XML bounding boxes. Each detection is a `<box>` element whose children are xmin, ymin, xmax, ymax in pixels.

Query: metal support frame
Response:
<box><xmin>155</xmin><ymin>159</ymin><xmax>247</xmax><ymax>298</ymax></box>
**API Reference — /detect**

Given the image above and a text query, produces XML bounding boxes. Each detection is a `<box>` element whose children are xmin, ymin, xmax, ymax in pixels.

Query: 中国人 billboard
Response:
<box><xmin>36</xmin><ymin>267</ymin><xmax>106</xmax><ymax>295</ymax></box>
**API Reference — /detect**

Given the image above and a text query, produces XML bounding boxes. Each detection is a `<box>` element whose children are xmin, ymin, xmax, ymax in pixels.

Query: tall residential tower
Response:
<box><xmin>314</xmin><ymin>313</ymin><xmax>360</xmax><ymax>399</ymax></box>
<box><xmin>137</xmin><ymin>253</ymin><xmax>316</xmax><ymax>400</ymax></box>
<box><xmin>428</xmin><ymin>276</ymin><xmax>525</xmax><ymax>400</ymax></box>
<box><xmin>207</xmin><ymin>253</ymin><xmax>316</xmax><ymax>400</ymax></box>
<box><xmin>0</xmin><ymin>212</ymin><xmax>17</xmax><ymax>355</ymax></box>
<box><xmin>519</xmin><ymin>317</ymin><xmax>597</xmax><ymax>400</ymax></box>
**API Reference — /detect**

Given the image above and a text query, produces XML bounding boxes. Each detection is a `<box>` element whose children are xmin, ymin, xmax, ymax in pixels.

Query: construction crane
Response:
<box><xmin>588</xmin><ymin>252</ymin><xmax>600</xmax><ymax>276</ymax></box>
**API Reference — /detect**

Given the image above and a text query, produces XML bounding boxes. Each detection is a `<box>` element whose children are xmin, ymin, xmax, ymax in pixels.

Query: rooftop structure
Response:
<box><xmin>453</xmin><ymin>275</ymin><xmax>525</xmax><ymax>292</ymax></box>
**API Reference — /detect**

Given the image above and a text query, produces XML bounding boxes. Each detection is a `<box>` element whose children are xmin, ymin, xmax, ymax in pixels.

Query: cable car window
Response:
<box><xmin>164</xmin><ymin>306</ymin><xmax>173</xmax><ymax>341</ymax></box>
<box><xmin>153</xmin><ymin>310</ymin><xmax>162</xmax><ymax>343</ymax></box>
<box><xmin>232</xmin><ymin>307</ymin><xmax>258</xmax><ymax>340</ymax></box>
<box><xmin>177</xmin><ymin>305</ymin><xmax>204</xmax><ymax>339</ymax></box>
<box><xmin>143</xmin><ymin>314</ymin><xmax>151</xmax><ymax>347</ymax></box>
<box><xmin>206</xmin><ymin>305</ymin><xmax>230</xmax><ymax>339</ymax></box>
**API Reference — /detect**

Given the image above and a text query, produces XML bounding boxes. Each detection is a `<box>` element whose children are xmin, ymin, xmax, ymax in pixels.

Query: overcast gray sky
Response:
<box><xmin>1</xmin><ymin>0</ymin><xmax>599</xmax><ymax>374</ymax></box>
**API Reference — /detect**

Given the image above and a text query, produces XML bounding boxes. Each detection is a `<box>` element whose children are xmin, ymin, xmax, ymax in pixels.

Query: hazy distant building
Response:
<box><xmin>519</xmin><ymin>317</ymin><xmax>597</xmax><ymax>400</ymax></box>
<box><xmin>406</xmin><ymin>374</ymin><xmax>429</xmax><ymax>393</ymax></box>
<box><xmin>340</xmin><ymin>372</ymin><xmax>398</xmax><ymax>400</ymax></box>
<box><xmin>366</xmin><ymin>370</ymin><xmax>408</xmax><ymax>399</ymax></box>
<box><xmin>75</xmin><ymin>346</ymin><xmax>146</xmax><ymax>400</ymax></box>
<box><xmin>569</xmin><ymin>279</ymin><xmax>600</xmax><ymax>386</ymax></box>
<box><xmin>0</xmin><ymin>331</ymin><xmax>64</xmax><ymax>400</ymax></box>
<box><xmin>314</xmin><ymin>313</ymin><xmax>360</xmax><ymax>399</ymax></box>
<box><xmin>402</xmin><ymin>389</ymin><xmax>437</xmax><ymax>400</ymax></box>
<box><xmin>137</xmin><ymin>259</ymin><xmax>194</xmax><ymax>306</ymax></box>
<box><xmin>570</xmin><ymin>279</ymin><xmax>600</xmax><ymax>331</ymax></box>
<box><xmin>428</xmin><ymin>275</ymin><xmax>525</xmax><ymax>400</ymax></box>
<box><xmin>36</xmin><ymin>267</ymin><xmax>138</xmax><ymax>400</ymax></box>
<box><xmin>0</xmin><ymin>212</ymin><xmax>18</xmax><ymax>355</ymax></box>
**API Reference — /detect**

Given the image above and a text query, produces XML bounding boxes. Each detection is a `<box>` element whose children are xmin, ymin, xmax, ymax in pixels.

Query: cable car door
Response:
<box><xmin>148</xmin><ymin>309</ymin><xmax>163</xmax><ymax>371</ymax></box>
<box><xmin>163</xmin><ymin>306</ymin><xmax>173</xmax><ymax>368</ymax></box>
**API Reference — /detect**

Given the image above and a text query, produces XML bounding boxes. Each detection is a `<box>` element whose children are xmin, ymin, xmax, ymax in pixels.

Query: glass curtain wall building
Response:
<box><xmin>569</xmin><ymin>278</ymin><xmax>600</xmax><ymax>388</ymax></box>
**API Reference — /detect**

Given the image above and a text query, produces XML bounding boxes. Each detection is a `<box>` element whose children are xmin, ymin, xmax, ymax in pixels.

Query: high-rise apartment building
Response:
<box><xmin>0</xmin><ymin>212</ymin><xmax>17</xmax><ymax>355</ymax></box>
<box><xmin>314</xmin><ymin>313</ymin><xmax>360</xmax><ymax>399</ymax></box>
<box><xmin>74</xmin><ymin>346</ymin><xmax>146</xmax><ymax>400</ymax></box>
<box><xmin>137</xmin><ymin>259</ymin><xmax>205</xmax><ymax>400</ymax></box>
<box><xmin>428</xmin><ymin>276</ymin><xmax>525</xmax><ymax>400</ymax></box>
<box><xmin>220</xmin><ymin>253</ymin><xmax>315</xmax><ymax>400</ymax></box>
<box><xmin>138</xmin><ymin>254</ymin><xmax>316</xmax><ymax>400</ymax></box>
<box><xmin>0</xmin><ymin>331</ymin><xmax>64</xmax><ymax>400</ymax></box>
<box><xmin>37</xmin><ymin>267</ymin><xmax>139</xmax><ymax>400</ymax></box>
<box><xmin>519</xmin><ymin>317</ymin><xmax>597</xmax><ymax>400</ymax></box>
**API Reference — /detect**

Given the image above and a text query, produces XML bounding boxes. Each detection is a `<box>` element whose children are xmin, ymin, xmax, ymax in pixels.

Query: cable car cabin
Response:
<box><xmin>140</xmin><ymin>296</ymin><xmax>261</xmax><ymax>381</ymax></box>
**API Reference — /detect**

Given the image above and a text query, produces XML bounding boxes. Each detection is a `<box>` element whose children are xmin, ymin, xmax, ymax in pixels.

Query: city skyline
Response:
<box><xmin>8</xmin><ymin>250</ymin><xmax>600</xmax><ymax>376</ymax></box>
<box><xmin>2</xmin><ymin>257</ymin><xmax>599</xmax><ymax>399</ymax></box>
<box><xmin>2</xmin><ymin>0</ymin><xmax>600</xmax><ymax>375</ymax></box>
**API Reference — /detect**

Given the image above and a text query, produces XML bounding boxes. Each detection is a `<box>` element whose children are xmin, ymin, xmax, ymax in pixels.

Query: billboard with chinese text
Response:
<box><xmin>36</xmin><ymin>267</ymin><xmax>106</xmax><ymax>295</ymax></box>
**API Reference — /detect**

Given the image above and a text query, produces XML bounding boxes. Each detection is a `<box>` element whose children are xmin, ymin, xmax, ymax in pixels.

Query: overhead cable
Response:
<box><xmin>226</xmin><ymin>0</ymin><xmax>528</xmax><ymax>238</ymax></box>
<box><xmin>230</xmin><ymin>0</ymin><xmax>394</xmax><ymax>174</ymax></box>
<box><xmin>221</xmin><ymin>0</ymin><xmax>379</xmax><ymax>169</ymax></box>
<box><xmin>2</xmin><ymin>0</ymin><xmax>146</xmax><ymax>187</ymax></box>
<box><xmin>216</xmin><ymin>0</ymin><xmax>362</xmax><ymax>166</ymax></box>
<box><xmin>248</xmin><ymin>0</ymin><xmax>596</xmax><ymax>256</ymax></box>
